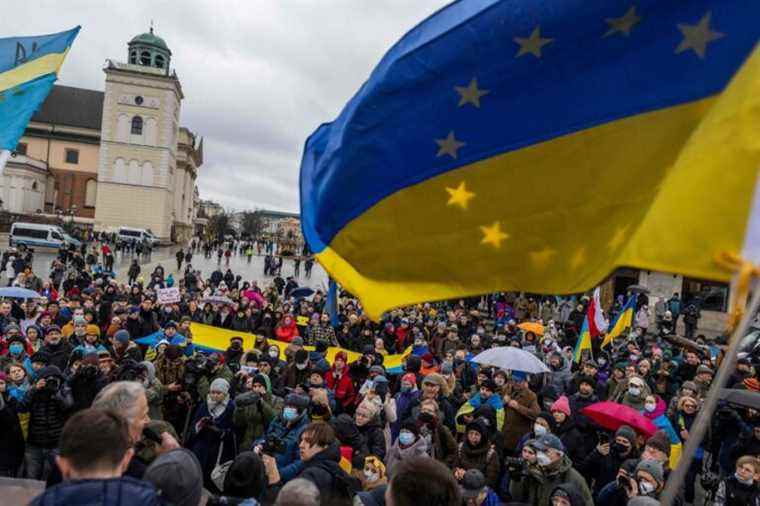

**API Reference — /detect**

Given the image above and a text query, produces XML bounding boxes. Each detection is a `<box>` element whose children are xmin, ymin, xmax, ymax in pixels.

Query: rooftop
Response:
<box><xmin>31</xmin><ymin>85</ymin><xmax>103</xmax><ymax>131</ymax></box>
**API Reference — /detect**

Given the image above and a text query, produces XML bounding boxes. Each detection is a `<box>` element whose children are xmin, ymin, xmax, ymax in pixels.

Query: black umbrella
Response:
<box><xmin>720</xmin><ymin>388</ymin><xmax>760</xmax><ymax>410</ymax></box>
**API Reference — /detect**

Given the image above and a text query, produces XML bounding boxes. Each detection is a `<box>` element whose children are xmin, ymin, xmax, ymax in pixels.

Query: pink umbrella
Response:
<box><xmin>242</xmin><ymin>289</ymin><xmax>264</xmax><ymax>308</ymax></box>
<box><xmin>581</xmin><ymin>401</ymin><xmax>658</xmax><ymax>437</ymax></box>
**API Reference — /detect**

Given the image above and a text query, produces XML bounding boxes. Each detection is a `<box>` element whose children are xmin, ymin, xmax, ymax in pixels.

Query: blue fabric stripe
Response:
<box><xmin>0</xmin><ymin>74</ymin><xmax>57</xmax><ymax>150</ymax></box>
<box><xmin>301</xmin><ymin>0</ymin><xmax>759</xmax><ymax>252</ymax></box>
<box><xmin>0</xmin><ymin>27</ymin><xmax>80</xmax><ymax>74</ymax></box>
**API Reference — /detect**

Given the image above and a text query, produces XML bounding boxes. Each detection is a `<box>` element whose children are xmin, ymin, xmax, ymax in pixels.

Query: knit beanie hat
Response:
<box><xmin>636</xmin><ymin>459</ymin><xmax>665</xmax><ymax>484</ymax></box>
<box><xmin>550</xmin><ymin>395</ymin><xmax>571</xmax><ymax>416</ymax></box>
<box><xmin>209</xmin><ymin>378</ymin><xmax>230</xmax><ymax>395</ymax></box>
<box><xmin>645</xmin><ymin>430</ymin><xmax>671</xmax><ymax>457</ymax></box>
<box><xmin>615</xmin><ymin>425</ymin><xmax>637</xmax><ymax>446</ymax></box>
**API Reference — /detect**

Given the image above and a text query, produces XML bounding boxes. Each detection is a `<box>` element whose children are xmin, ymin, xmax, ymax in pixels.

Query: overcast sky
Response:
<box><xmin>2</xmin><ymin>0</ymin><xmax>448</xmax><ymax>213</ymax></box>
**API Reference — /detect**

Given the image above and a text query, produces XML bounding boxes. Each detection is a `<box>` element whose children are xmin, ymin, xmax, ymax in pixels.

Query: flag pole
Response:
<box><xmin>660</xmin><ymin>289</ymin><xmax>760</xmax><ymax>505</ymax></box>
<box><xmin>0</xmin><ymin>150</ymin><xmax>10</xmax><ymax>176</ymax></box>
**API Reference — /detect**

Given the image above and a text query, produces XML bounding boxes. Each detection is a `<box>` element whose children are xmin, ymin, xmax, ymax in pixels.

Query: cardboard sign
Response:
<box><xmin>157</xmin><ymin>287</ymin><xmax>181</xmax><ymax>305</ymax></box>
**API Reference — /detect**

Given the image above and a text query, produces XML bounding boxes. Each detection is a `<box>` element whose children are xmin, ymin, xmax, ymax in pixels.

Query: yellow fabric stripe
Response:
<box><xmin>318</xmin><ymin>45</ymin><xmax>760</xmax><ymax>320</ymax></box>
<box><xmin>0</xmin><ymin>50</ymin><xmax>67</xmax><ymax>93</ymax></box>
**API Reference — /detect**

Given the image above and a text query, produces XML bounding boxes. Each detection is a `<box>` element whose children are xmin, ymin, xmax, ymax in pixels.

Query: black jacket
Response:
<box><xmin>31</xmin><ymin>476</ymin><xmax>160</xmax><ymax>506</ymax></box>
<box><xmin>297</xmin><ymin>442</ymin><xmax>358</xmax><ymax>502</ymax></box>
<box><xmin>21</xmin><ymin>378</ymin><xmax>74</xmax><ymax>449</ymax></box>
<box><xmin>358</xmin><ymin>421</ymin><xmax>387</xmax><ymax>461</ymax></box>
<box><xmin>0</xmin><ymin>394</ymin><xmax>24</xmax><ymax>474</ymax></box>
<box><xmin>39</xmin><ymin>342</ymin><xmax>73</xmax><ymax>372</ymax></box>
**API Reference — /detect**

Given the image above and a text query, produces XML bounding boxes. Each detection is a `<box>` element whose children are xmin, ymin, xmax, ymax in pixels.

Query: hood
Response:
<box><xmin>312</xmin><ymin>441</ymin><xmax>342</xmax><ymax>464</ymax></box>
<box><xmin>39</xmin><ymin>365</ymin><xmax>63</xmax><ymax>379</ymax></box>
<box><xmin>32</xmin><ymin>477</ymin><xmax>158</xmax><ymax>506</ymax></box>
<box><xmin>642</xmin><ymin>396</ymin><xmax>667</xmax><ymax>419</ymax></box>
<box><xmin>141</xmin><ymin>361</ymin><xmax>156</xmax><ymax>383</ymax></box>
<box><xmin>550</xmin><ymin>481</ymin><xmax>587</xmax><ymax>506</ymax></box>
<box><xmin>333</xmin><ymin>414</ymin><xmax>361</xmax><ymax>442</ymax></box>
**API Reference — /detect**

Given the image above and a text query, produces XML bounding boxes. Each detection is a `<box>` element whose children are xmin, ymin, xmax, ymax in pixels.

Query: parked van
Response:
<box><xmin>117</xmin><ymin>226</ymin><xmax>160</xmax><ymax>246</ymax></box>
<box><xmin>9</xmin><ymin>222</ymin><xmax>81</xmax><ymax>249</ymax></box>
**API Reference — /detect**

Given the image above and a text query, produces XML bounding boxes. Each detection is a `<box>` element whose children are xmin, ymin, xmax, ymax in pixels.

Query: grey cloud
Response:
<box><xmin>2</xmin><ymin>0</ymin><xmax>448</xmax><ymax>212</ymax></box>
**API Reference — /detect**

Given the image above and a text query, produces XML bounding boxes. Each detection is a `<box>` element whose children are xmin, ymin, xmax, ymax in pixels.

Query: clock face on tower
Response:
<box><xmin>135</xmin><ymin>95</ymin><xmax>144</xmax><ymax>105</ymax></box>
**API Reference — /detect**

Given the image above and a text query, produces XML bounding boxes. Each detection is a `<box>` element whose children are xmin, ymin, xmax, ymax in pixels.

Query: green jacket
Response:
<box><xmin>233</xmin><ymin>394</ymin><xmax>277</xmax><ymax>449</ymax></box>
<box><xmin>509</xmin><ymin>455</ymin><xmax>593</xmax><ymax>506</ymax></box>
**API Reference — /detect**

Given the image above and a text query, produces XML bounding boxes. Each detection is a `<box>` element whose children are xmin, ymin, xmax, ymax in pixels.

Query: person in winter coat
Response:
<box><xmin>579</xmin><ymin>425</ymin><xmax>639</xmax><ymax>497</ymax></box>
<box><xmin>547</xmin><ymin>352</ymin><xmax>573</xmax><ymax>396</ymax></box>
<box><xmin>417</xmin><ymin>398</ymin><xmax>457</xmax><ymax>467</ymax></box>
<box><xmin>455</xmin><ymin>378</ymin><xmax>505</xmax><ymax>435</ymax></box>
<box><xmin>509</xmin><ymin>433</ymin><xmax>593</xmax><ymax>506</ymax></box>
<box><xmin>38</xmin><ymin>326</ymin><xmax>72</xmax><ymax>372</ymax></box>
<box><xmin>386</xmin><ymin>420</ymin><xmax>430</xmax><ymax>478</ymax></box>
<box><xmin>255</xmin><ymin>393</ymin><xmax>311</xmax><ymax>483</ymax></box>
<box><xmin>20</xmin><ymin>365</ymin><xmax>74</xmax><ymax>480</ymax></box>
<box><xmin>275</xmin><ymin>314</ymin><xmax>299</xmax><ymax>342</ymax></box>
<box><xmin>355</xmin><ymin>400</ymin><xmax>387</xmax><ymax>462</ymax></box>
<box><xmin>568</xmin><ymin>375</ymin><xmax>601</xmax><ymax>459</ymax></box>
<box><xmin>187</xmin><ymin>377</ymin><xmax>237</xmax><ymax>493</ymax></box>
<box><xmin>197</xmin><ymin>353</ymin><xmax>234</xmax><ymax>400</ymax></box>
<box><xmin>233</xmin><ymin>374</ymin><xmax>277</xmax><ymax>450</ymax></box>
<box><xmin>0</xmin><ymin>374</ymin><xmax>25</xmax><ymax>477</ymax></box>
<box><xmin>502</xmin><ymin>371</ymin><xmax>540</xmax><ymax>454</ymax></box>
<box><xmin>714</xmin><ymin>455</ymin><xmax>760</xmax><ymax>506</ymax></box>
<box><xmin>333</xmin><ymin>413</ymin><xmax>370</xmax><ymax>474</ymax></box>
<box><xmin>325</xmin><ymin>351</ymin><xmax>356</xmax><ymax>414</ymax></box>
<box><xmin>451</xmin><ymin>417</ymin><xmax>501</xmax><ymax>489</ymax></box>
<box><xmin>616</xmin><ymin>375</ymin><xmax>650</xmax><ymax>411</ymax></box>
<box><xmin>550</xmin><ymin>481</ymin><xmax>591</xmax><ymax>506</ymax></box>
<box><xmin>550</xmin><ymin>396</ymin><xmax>585</xmax><ymax>466</ymax></box>
<box><xmin>391</xmin><ymin>372</ymin><xmax>418</xmax><ymax>440</ymax></box>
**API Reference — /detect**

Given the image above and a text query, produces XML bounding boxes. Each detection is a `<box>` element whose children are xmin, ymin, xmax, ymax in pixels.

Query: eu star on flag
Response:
<box><xmin>300</xmin><ymin>0</ymin><xmax>760</xmax><ymax>320</ymax></box>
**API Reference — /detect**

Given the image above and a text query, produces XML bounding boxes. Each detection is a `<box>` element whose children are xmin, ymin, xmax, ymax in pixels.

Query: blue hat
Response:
<box><xmin>533</xmin><ymin>433</ymin><xmax>565</xmax><ymax>453</ymax></box>
<box><xmin>512</xmin><ymin>371</ymin><xmax>528</xmax><ymax>382</ymax></box>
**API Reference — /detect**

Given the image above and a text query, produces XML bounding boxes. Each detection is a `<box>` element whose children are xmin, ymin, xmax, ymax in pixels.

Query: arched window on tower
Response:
<box><xmin>131</xmin><ymin>116</ymin><xmax>143</xmax><ymax>135</ymax></box>
<box><xmin>129</xmin><ymin>51</ymin><xmax>137</xmax><ymax>64</ymax></box>
<box><xmin>155</xmin><ymin>54</ymin><xmax>165</xmax><ymax>69</ymax></box>
<box><xmin>140</xmin><ymin>51</ymin><xmax>151</xmax><ymax>65</ymax></box>
<box><xmin>84</xmin><ymin>179</ymin><xmax>97</xmax><ymax>207</ymax></box>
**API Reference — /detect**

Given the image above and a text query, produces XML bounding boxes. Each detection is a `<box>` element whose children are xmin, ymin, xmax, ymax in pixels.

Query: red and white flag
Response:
<box><xmin>587</xmin><ymin>287</ymin><xmax>608</xmax><ymax>337</ymax></box>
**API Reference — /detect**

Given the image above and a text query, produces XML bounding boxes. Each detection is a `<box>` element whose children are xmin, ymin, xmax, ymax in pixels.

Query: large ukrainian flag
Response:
<box><xmin>300</xmin><ymin>1</ymin><xmax>760</xmax><ymax>320</ymax></box>
<box><xmin>0</xmin><ymin>27</ymin><xmax>80</xmax><ymax>150</ymax></box>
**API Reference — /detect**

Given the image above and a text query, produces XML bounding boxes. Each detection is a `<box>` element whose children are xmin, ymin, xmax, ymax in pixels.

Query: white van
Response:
<box><xmin>118</xmin><ymin>226</ymin><xmax>160</xmax><ymax>246</ymax></box>
<box><xmin>9</xmin><ymin>222</ymin><xmax>81</xmax><ymax>249</ymax></box>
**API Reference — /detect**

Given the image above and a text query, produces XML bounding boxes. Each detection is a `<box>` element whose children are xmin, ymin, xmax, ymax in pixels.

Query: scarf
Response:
<box><xmin>207</xmin><ymin>395</ymin><xmax>230</xmax><ymax>418</ymax></box>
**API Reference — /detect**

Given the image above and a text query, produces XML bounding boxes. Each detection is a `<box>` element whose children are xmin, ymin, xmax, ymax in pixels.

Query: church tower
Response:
<box><xmin>94</xmin><ymin>27</ymin><xmax>183</xmax><ymax>240</ymax></box>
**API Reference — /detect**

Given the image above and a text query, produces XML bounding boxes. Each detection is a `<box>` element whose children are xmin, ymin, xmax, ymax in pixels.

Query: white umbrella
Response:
<box><xmin>471</xmin><ymin>346</ymin><xmax>550</xmax><ymax>374</ymax></box>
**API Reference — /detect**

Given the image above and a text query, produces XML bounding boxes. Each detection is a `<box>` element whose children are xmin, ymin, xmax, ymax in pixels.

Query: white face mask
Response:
<box><xmin>735</xmin><ymin>472</ymin><xmax>754</xmax><ymax>485</ymax></box>
<box><xmin>296</xmin><ymin>362</ymin><xmax>307</xmax><ymax>370</ymax></box>
<box><xmin>644</xmin><ymin>403</ymin><xmax>657</xmax><ymax>413</ymax></box>
<box><xmin>268</xmin><ymin>350</ymin><xmax>279</xmax><ymax>358</ymax></box>
<box><xmin>638</xmin><ymin>481</ymin><xmax>656</xmax><ymax>495</ymax></box>
<box><xmin>534</xmin><ymin>424</ymin><xmax>547</xmax><ymax>436</ymax></box>
<box><xmin>536</xmin><ymin>451</ymin><xmax>552</xmax><ymax>466</ymax></box>
<box><xmin>363</xmin><ymin>469</ymin><xmax>379</xmax><ymax>482</ymax></box>
<box><xmin>629</xmin><ymin>386</ymin><xmax>641</xmax><ymax>397</ymax></box>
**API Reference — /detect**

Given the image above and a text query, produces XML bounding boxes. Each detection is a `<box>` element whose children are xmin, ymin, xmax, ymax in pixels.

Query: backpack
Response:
<box><xmin>310</xmin><ymin>460</ymin><xmax>361</xmax><ymax>499</ymax></box>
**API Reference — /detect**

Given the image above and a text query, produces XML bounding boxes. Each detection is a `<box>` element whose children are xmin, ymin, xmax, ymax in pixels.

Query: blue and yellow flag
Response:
<box><xmin>573</xmin><ymin>314</ymin><xmax>593</xmax><ymax>363</ymax></box>
<box><xmin>0</xmin><ymin>27</ymin><xmax>80</xmax><ymax>150</ymax></box>
<box><xmin>602</xmin><ymin>294</ymin><xmax>638</xmax><ymax>348</ymax></box>
<box><xmin>300</xmin><ymin>0</ymin><xmax>760</xmax><ymax>320</ymax></box>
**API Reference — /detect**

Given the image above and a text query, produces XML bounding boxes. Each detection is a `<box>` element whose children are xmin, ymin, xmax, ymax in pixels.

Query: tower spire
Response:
<box><xmin>150</xmin><ymin>20</ymin><xmax>154</xmax><ymax>34</ymax></box>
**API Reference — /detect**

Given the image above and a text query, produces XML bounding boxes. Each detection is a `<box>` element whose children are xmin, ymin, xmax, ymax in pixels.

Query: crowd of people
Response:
<box><xmin>0</xmin><ymin>235</ymin><xmax>758</xmax><ymax>506</ymax></box>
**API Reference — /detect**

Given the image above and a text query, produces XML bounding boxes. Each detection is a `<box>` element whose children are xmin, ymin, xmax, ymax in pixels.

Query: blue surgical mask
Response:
<box><xmin>283</xmin><ymin>407</ymin><xmax>298</xmax><ymax>421</ymax></box>
<box><xmin>9</xmin><ymin>343</ymin><xmax>23</xmax><ymax>355</ymax></box>
<box><xmin>398</xmin><ymin>431</ymin><xmax>415</xmax><ymax>446</ymax></box>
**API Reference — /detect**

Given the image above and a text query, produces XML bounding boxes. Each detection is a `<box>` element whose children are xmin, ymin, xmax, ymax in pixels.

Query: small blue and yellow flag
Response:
<box><xmin>300</xmin><ymin>1</ymin><xmax>760</xmax><ymax>319</ymax></box>
<box><xmin>573</xmin><ymin>315</ymin><xmax>593</xmax><ymax>364</ymax></box>
<box><xmin>0</xmin><ymin>27</ymin><xmax>80</xmax><ymax>150</ymax></box>
<box><xmin>602</xmin><ymin>294</ymin><xmax>638</xmax><ymax>348</ymax></box>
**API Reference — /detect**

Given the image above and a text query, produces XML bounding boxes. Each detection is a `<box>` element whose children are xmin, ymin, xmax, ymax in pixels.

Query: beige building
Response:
<box><xmin>95</xmin><ymin>29</ymin><xmax>202</xmax><ymax>242</ymax></box>
<box><xmin>12</xmin><ymin>28</ymin><xmax>203</xmax><ymax>242</ymax></box>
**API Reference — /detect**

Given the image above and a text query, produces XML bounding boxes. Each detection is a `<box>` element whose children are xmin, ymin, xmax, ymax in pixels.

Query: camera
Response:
<box><xmin>701</xmin><ymin>471</ymin><xmax>721</xmax><ymax>492</ymax></box>
<box><xmin>77</xmin><ymin>364</ymin><xmax>98</xmax><ymax>379</ymax></box>
<box><xmin>45</xmin><ymin>377</ymin><xmax>61</xmax><ymax>392</ymax></box>
<box><xmin>504</xmin><ymin>456</ymin><xmax>526</xmax><ymax>474</ymax></box>
<box><xmin>262</xmin><ymin>435</ymin><xmax>286</xmax><ymax>456</ymax></box>
<box><xmin>617</xmin><ymin>475</ymin><xmax>630</xmax><ymax>491</ymax></box>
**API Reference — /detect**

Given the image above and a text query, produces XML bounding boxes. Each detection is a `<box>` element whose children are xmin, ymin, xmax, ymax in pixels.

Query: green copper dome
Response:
<box><xmin>129</xmin><ymin>28</ymin><xmax>171</xmax><ymax>54</ymax></box>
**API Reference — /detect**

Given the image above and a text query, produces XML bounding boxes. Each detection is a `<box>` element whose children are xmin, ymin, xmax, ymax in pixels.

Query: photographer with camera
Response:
<box><xmin>20</xmin><ymin>364</ymin><xmax>74</xmax><ymax>480</ymax></box>
<box><xmin>579</xmin><ymin>425</ymin><xmax>638</xmax><ymax>498</ymax></box>
<box><xmin>155</xmin><ymin>344</ymin><xmax>189</xmax><ymax>434</ymax></box>
<box><xmin>233</xmin><ymin>373</ymin><xmax>277</xmax><ymax>449</ymax></box>
<box><xmin>197</xmin><ymin>352</ymin><xmax>235</xmax><ymax>400</ymax></box>
<box><xmin>254</xmin><ymin>393</ymin><xmax>311</xmax><ymax>483</ymax></box>
<box><xmin>67</xmin><ymin>351</ymin><xmax>108</xmax><ymax>411</ymax></box>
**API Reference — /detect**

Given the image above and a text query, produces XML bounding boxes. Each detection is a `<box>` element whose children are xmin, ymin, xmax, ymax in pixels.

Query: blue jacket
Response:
<box><xmin>257</xmin><ymin>411</ymin><xmax>310</xmax><ymax>482</ymax></box>
<box><xmin>30</xmin><ymin>476</ymin><xmax>161</xmax><ymax>506</ymax></box>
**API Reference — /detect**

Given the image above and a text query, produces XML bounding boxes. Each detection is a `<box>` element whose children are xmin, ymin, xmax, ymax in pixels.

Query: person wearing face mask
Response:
<box><xmin>38</xmin><ymin>326</ymin><xmax>72</xmax><ymax>372</ymax></box>
<box><xmin>255</xmin><ymin>393</ymin><xmax>310</xmax><ymax>483</ymax></box>
<box><xmin>501</xmin><ymin>371</ymin><xmax>540</xmax><ymax>454</ymax></box>
<box><xmin>359</xmin><ymin>455</ymin><xmax>388</xmax><ymax>491</ymax></box>
<box><xmin>639</xmin><ymin>394</ymin><xmax>680</xmax><ymax>468</ymax></box>
<box><xmin>714</xmin><ymin>455</ymin><xmax>760</xmax><ymax>506</ymax></box>
<box><xmin>391</xmin><ymin>373</ymin><xmax>419</xmax><ymax>441</ymax></box>
<box><xmin>187</xmin><ymin>377</ymin><xmax>236</xmax><ymax>492</ymax></box>
<box><xmin>223</xmin><ymin>336</ymin><xmax>245</xmax><ymax>373</ymax></box>
<box><xmin>5</xmin><ymin>334</ymin><xmax>31</xmax><ymax>372</ymax></box>
<box><xmin>451</xmin><ymin>418</ymin><xmax>500</xmax><ymax>489</ymax></box>
<box><xmin>567</xmin><ymin>375</ymin><xmax>600</xmax><ymax>458</ymax></box>
<box><xmin>549</xmin><ymin>396</ymin><xmax>584</xmax><ymax>466</ymax></box>
<box><xmin>354</xmin><ymin>400</ymin><xmax>387</xmax><ymax>461</ymax></box>
<box><xmin>278</xmin><ymin>349</ymin><xmax>311</xmax><ymax>393</ymax></box>
<box><xmin>386</xmin><ymin>420</ymin><xmax>429</xmax><ymax>478</ymax></box>
<box><xmin>616</xmin><ymin>375</ymin><xmax>650</xmax><ymax>411</ymax></box>
<box><xmin>580</xmin><ymin>425</ymin><xmax>638</xmax><ymax>498</ymax></box>
<box><xmin>547</xmin><ymin>352</ymin><xmax>572</xmax><ymax>396</ymax></box>
<box><xmin>675</xmin><ymin>395</ymin><xmax>702</xmax><ymax>504</ymax></box>
<box><xmin>324</xmin><ymin>351</ymin><xmax>356</xmax><ymax>414</ymax></box>
<box><xmin>623</xmin><ymin>459</ymin><xmax>665</xmax><ymax>501</ymax></box>
<box><xmin>510</xmin><ymin>433</ymin><xmax>593</xmax><ymax>506</ymax></box>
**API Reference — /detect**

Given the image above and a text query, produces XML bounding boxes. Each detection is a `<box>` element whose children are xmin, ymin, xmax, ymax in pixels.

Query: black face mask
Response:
<box><xmin>611</xmin><ymin>442</ymin><xmax>629</xmax><ymax>455</ymax></box>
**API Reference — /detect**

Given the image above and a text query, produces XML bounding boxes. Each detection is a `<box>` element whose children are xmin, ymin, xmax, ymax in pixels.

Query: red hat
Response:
<box><xmin>550</xmin><ymin>395</ymin><xmax>572</xmax><ymax>417</ymax></box>
<box><xmin>334</xmin><ymin>351</ymin><xmax>348</xmax><ymax>363</ymax></box>
<box><xmin>421</xmin><ymin>352</ymin><xmax>435</xmax><ymax>364</ymax></box>
<box><xmin>401</xmin><ymin>373</ymin><xmax>417</xmax><ymax>385</ymax></box>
